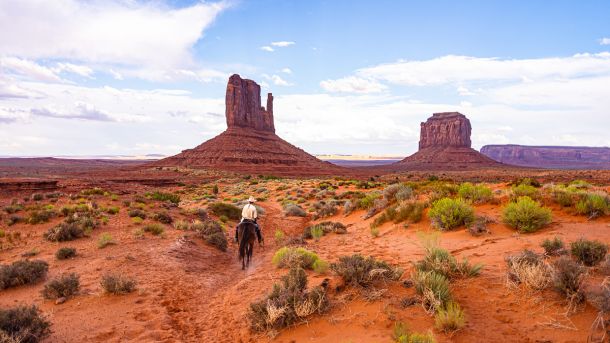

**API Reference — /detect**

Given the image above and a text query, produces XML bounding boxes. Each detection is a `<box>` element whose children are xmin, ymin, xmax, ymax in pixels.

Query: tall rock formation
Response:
<box><xmin>382</xmin><ymin>112</ymin><xmax>504</xmax><ymax>171</ymax></box>
<box><xmin>481</xmin><ymin>145</ymin><xmax>610</xmax><ymax>169</ymax></box>
<box><xmin>151</xmin><ymin>74</ymin><xmax>344</xmax><ymax>176</ymax></box>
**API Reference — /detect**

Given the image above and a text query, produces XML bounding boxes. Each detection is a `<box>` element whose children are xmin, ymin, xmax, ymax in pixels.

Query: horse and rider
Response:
<box><xmin>235</xmin><ymin>196</ymin><xmax>264</xmax><ymax>269</ymax></box>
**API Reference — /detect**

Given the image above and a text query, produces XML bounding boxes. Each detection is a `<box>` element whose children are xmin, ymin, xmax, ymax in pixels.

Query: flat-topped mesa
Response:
<box><xmin>225</xmin><ymin>74</ymin><xmax>275</xmax><ymax>133</ymax></box>
<box><xmin>419</xmin><ymin>112</ymin><xmax>471</xmax><ymax>150</ymax></box>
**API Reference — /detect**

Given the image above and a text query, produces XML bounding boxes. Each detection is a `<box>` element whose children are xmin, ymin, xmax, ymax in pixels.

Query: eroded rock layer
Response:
<box><xmin>481</xmin><ymin>145</ymin><xmax>610</xmax><ymax>169</ymax></box>
<box><xmin>152</xmin><ymin>75</ymin><xmax>344</xmax><ymax>176</ymax></box>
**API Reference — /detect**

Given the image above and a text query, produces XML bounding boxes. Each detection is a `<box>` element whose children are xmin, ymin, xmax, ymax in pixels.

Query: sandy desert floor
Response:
<box><xmin>0</xmin><ymin>169</ymin><xmax>609</xmax><ymax>343</ymax></box>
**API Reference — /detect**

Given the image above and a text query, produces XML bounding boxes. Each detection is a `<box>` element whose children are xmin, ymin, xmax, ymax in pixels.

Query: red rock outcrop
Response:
<box><xmin>481</xmin><ymin>145</ymin><xmax>610</xmax><ymax>170</ymax></box>
<box><xmin>419</xmin><ymin>112</ymin><xmax>471</xmax><ymax>149</ymax></box>
<box><xmin>379</xmin><ymin>112</ymin><xmax>505</xmax><ymax>171</ymax></box>
<box><xmin>151</xmin><ymin>74</ymin><xmax>345</xmax><ymax>176</ymax></box>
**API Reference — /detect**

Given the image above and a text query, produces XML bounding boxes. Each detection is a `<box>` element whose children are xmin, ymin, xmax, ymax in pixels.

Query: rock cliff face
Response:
<box><xmin>481</xmin><ymin>145</ymin><xmax>610</xmax><ymax>170</ymax></box>
<box><xmin>225</xmin><ymin>74</ymin><xmax>275</xmax><ymax>132</ymax></box>
<box><xmin>419</xmin><ymin>112</ymin><xmax>471</xmax><ymax>149</ymax></box>
<box><xmin>381</xmin><ymin>112</ymin><xmax>504</xmax><ymax>171</ymax></box>
<box><xmin>151</xmin><ymin>74</ymin><xmax>344</xmax><ymax>176</ymax></box>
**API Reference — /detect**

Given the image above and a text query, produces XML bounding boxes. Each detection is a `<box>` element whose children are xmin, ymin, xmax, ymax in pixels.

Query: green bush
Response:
<box><xmin>415</xmin><ymin>246</ymin><xmax>482</xmax><ymax>279</ymax></box>
<box><xmin>100</xmin><ymin>274</ymin><xmax>136</xmax><ymax>294</ymax></box>
<box><xmin>302</xmin><ymin>221</ymin><xmax>347</xmax><ymax>239</ymax></box>
<box><xmin>284</xmin><ymin>204</ymin><xmax>306</xmax><ymax>217</ymax></box>
<box><xmin>502</xmin><ymin>196</ymin><xmax>552</xmax><ymax>233</ymax></box>
<box><xmin>434</xmin><ymin>301</ymin><xmax>465</xmax><ymax>333</ymax></box>
<box><xmin>153</xmin><ymin>212</ymin><xmax>173</xmax><ymax>224</ymax></box>
<box><xmin>541</xmin><ymin>236</ymin><xmax>565</xmax><ymax>256</ymax></box>
<box><xmin>249</xmin><ymin>267</ymin><xmax>329</xmax><ymax>331</ymax></box>
<box><xmin>574</xmin><ymin>193</ymin><xmax>609</xmax><ymax>218</ymax></box>
<box><xmin>511</xmin><ymin>184</ymin><xmax>539</xmax><ymax>200</ymax></box>
<box><xmin>97</xmin><ymin>233</ymin><xmax>116</xmax><ymax>248</ymax></box>
<box><xmin>55</xmin><ymin>247</ymin><xmax>76</xmax><ymax>260</ymax></box>
<box><xmin>330</xmin><ymin>254</ymin><xmax>402</xmax><ymax>287</ymax></box>
<box><xmin>570</xmin><ymin>238</ymin><xmax>607</xmax><ymax>266</ymax></box>
<box><xmin>194</xmin><ymin>220</ymin><xmax>228</xmax><ymax>251</ymax></box>
<box><xmin>27</xmin><ymin>209</ymin><xmax>56</xmax><ymax>225</ymax></box>
<box><xmin>150</xmin><ymin>191</ymin><xmax>180</xmax><ymax>204</ymax></box>
<box><xmin>208</xmin><ymin>202</ymin><xmax>241</xmax><ymax>220</ymax></box>
<box><xmin>105</xmin><ymin>206</ymin><xmax>120</xmax><ymax>215</ymax></box>
<box><xmin>413</xmin><ymin>270</ymin><xmax>452</xmax><ymax>311</ymax></box>
<box><xmin>0</xmin><ymin>305</ymin><xmax>50</xmax><ymax>343</ymax></box>
<box><xmin>128</xmin><ymin>209</ymin><xmax>147</xmax><ymax>219</ymax></box>
<box><xmin>392</xmin><ymin>321</ymin><xmax>436</xmax><ymax>343</ymax></box>
<box><xmin>458</xmin><ymin>182</ymin><xmax>492</xmax><ymax>204</ymax></box>
<box><xmin>272</xmin><ymin>247</ymin><xmax>320</xmax><ymax>269</ymax></box>
<box><xmin>428</xmin><ymin>198</ymin><xmax>474</xmax><ymax>231</ymax></box>
<box><xmin>42</xmin><ymin>273</ymin><xmax>80</xmax><ymax>299</ymax></box>
<box><xmin>393</xmin><ymin>202</ymin><xmax>425</xmax><ymax>224</ymax></box>
<box><xmin>143</xmin><ymin>223</ymin><xmax>164</xmax><ymax>236</ymax></box>
<box><xmin>0</xmin><ymin>260</ymin><xmax>48</xmax><ymax>290</ymax></box>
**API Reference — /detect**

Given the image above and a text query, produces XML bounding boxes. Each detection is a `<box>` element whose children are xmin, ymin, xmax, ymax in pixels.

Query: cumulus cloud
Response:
<box><xmin>354</xmin><ymin>53</ymin><xmax>610</xmax><ymax>86</ymax></box>
<box><xmin>263</xmin><ymin>74</ymin><xmax>293</xmax><ymax>86</ymax></box>
<box><xmin>31</xmin><ymin>102</ymin><xmax>116</xmax><ymax>122</ymax></box>
<box><xmin>0</xmin><ymin>0</ymin><xmax>228</xmax><ymax>68</ymax></box>
<box><xmin>281</xmin><ymin>68</ymin><xmax>292</xmax><ymax>74</ymax></box>
<box><xmin>55</xmin><ymin>63</ymin><xmax>94</xmax><ymax>78</ymax></box>
<box><xmin>260</xmin><ymin>46</ymin><xmax>274</xmax><ymax>52</ymax></box>
<box><xmin>600</xmin><ymin>38</ymin><xmax>610</xmax><ymax>45</ymax></box>
<box><xmin>320</xmin><ymin>76</ymin><xmax>387</xmax><ymax>93</ymax></box>
<box><xmin>0</xmin><ymin>57</ymin><xmax>62</xmax><ymax>82</ymax></box>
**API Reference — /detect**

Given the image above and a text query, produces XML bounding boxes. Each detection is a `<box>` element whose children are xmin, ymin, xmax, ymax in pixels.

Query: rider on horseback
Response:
<box><xmin>235</xmin><ymin>196</ymin><xmax>263</xmax><ymax>245</ymax></box>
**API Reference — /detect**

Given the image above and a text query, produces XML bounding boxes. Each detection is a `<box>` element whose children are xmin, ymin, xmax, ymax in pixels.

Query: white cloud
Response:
<box><xmin>0</xmin><ymin>57</ymin><xmax>62</xmax><ymax>82</ymax></box>
<box><xmin>600</xmin><ymin>38</ymin><xmax>610</xmax><ymax>45</ymax></box>
<box><xmin>457</xmin><ymin>86</ymin><xmax>476</xmax><ymax>96</ymax></box>
<box><xmin>260</xmin><ymin>46</ymin><xmax>274</xmax><ymax>52</ymax></box>
<box><xmin>263</xmin><ymin>74</ymin><xmax>292</xmax><ymax>86</ymax></box>
<box><xmin>320</xmin><ymin>76</ymin><xmax>387</xmax><ymax>93</ymax></box>
<box><xmin>281</xmin><ymin>68</ymin><xmax>292</xmax><ymax>74</ymax></box>
<box><xmin>0</xmin><ymin>0</ymin><xmax>228</xmax><ymax>68</ymax></box>
<box><xmin>271</xmin><ymin>41</ymin><xmax>295</xmax><ymax>47</ymax></box>
<box><xmin>355</xmin><ymin>53</ymin><xmax>610</xmax><ymax>86</ymax></box>
<box><xmin>55</xmin><ymin>63</ymin><xmax>94</xmax><ymax>78</ymax></box>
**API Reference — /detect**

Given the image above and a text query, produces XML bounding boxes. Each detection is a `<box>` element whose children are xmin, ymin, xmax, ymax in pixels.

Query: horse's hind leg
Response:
<box><xmin>248</xmin><ymin>243</ymin><xmax>254</xmax><ymax>267</ymax></box>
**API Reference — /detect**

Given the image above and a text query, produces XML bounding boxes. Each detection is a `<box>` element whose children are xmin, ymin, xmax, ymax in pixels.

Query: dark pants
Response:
<box><xmin>235</xmin><ymin>221</ymin><xmax>262</xmax><ymax>243</ymax></box>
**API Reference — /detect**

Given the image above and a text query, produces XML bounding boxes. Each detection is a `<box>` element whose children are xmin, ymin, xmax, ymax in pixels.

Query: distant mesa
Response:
<box><xmin>481</xmin><ymin>145</ymin><xmax>610</xmax><ymax>170</ymax></box>
<box><xmin>384</xmin><ymin>112</ymin><xmax>504</xmax><ymax>171</ymax></box>
<box><xmin>151</xmin><ymin>74</ymin><xmax>344</xmax><ymax>176</ymax></box>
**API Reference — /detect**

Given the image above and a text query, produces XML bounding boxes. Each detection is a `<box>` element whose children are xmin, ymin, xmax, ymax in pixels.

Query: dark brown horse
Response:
<box><xmin>237</xmin><ymin>221</ymin><xmax>257</xmax><ymax>270</ymax></box>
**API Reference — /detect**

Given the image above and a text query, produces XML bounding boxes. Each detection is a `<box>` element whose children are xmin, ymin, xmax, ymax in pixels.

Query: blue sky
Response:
<box><xmin>1</xmin><ymin>0</ymin><xmax>610</xmax><ymax>157</ymax></box>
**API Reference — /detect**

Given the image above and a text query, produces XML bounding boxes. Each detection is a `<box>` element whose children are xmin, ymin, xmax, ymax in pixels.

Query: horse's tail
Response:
<box><xmin>238</xmin><ymin>223</ymin><xmax>251</xmax><ymax>261</ymax></box>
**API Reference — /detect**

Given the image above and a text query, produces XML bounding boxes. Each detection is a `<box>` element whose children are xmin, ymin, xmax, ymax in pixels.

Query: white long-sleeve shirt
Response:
<box><xmin>241</xmin><ymin>203</ymin><xmax>258</xmax><ymax>221</ymax></box>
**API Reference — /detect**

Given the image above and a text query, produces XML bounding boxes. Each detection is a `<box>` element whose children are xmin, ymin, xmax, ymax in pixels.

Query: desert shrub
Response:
<box><xmin>150</xmin><ymin>191</ymin><xmax>180</xmax><ymax>204</ymax></box>
<box><xmin>541</xmin><ymin>236</ymin><xmax>565</xmax><ymax>256</ymax></box>
<box><xmin>105</xmin><ymin>206</ymin><xmax>120</xmax><ymax>215</ymax></box>
<box><xmin>284</xmin><ymin>204</ymin><xmax>306</xmax><ymax>217</ymax></box>
<box><xmin>505</xmin><ymin>250</ymin><xmax>551</xmax><ymax>290</ymax></box>
<box><xmin>81</xmin><ymin>187</ymin><xmax>105</xmax><ymax>196</ymax></box>
<box><xmin>302</xmin><ymin>221</ymin><xmax>346</xmax><ymax>239</ymax></box>
<box><xmin>55</xmin><ymin>247</ymin><xmax>76</xmax><ymax>260</ymax></box>
<box><xmin>413</xmin><ymin>270</ymin><xmax>452</xmax><ymax>312</ymax></box>
<box><xmin>395</xmin><ymin>185</ymin><xmax>414</xmax><ymax>202</ymax></box>
<box><xmin>173</xmin><ymin>220</ymin><xmax>189</xmax><ymax>230</ymax></box>
<box><xmin>128</xmin><ymin>209</ymin><xmax>147</xmax><ymax>219</ymax></box>
<box><xmin>384</xmin><ymin>184</ymin><xmax>407</xmax><ymax>203</ymax></box>
<box><xmin>393</xmin><ymin>202</ymin><xmax>425</xmax><ymax>223</ymax></box>
<box><xmin>434</xmin><ymin>301</ymin><xmax>465</xmax><ymax>333</ymax></box>
<box><xmin>195</xmin><ymin>208</ymin><xmax>208</xmax><ymax>221</ymax></box>
<box><xmin>570</xmin><ymin>238</ymin><xmax>608</xmax><ymax>266</ymax></box>
<box><xmin>42</xmin><ymin>223</ymin><xmax>80</xmax><ymax>242</ymax></box>
<box><xmin>272</xmin><ymin>247</ymin><xmax>320</xmax><ymax>269</ymax></box>
<box><xmin>194</xmin><ymin>220</ymin><xmax>227</xmax><ymax>251</ymax></box>
<box><xmin>330</xmin><ymin>254</ymin><xmax>402</xmax><ymax>287</ymax></box>
<box><xmin>100</xmin><ymin>274</ymin><xmax>136</xmax><ymax>294</ymax></box>
<box><xmin>313</xmin><ymin>202</ymin><xmax>337</xmax><ymax>219</ymax></box>
<box><xmin>143</xmin><ymin>223</ymin><xmax>164</xmax><ymax>236</ymax></box>
<box><xmin>312</xmin><ymin>259</ymin><xmax>329</xmax><ymax>274</ymax></box>
<box><xmin>467</xmin><ymin>216</ymin><xmax>491</xmax><ymax>236</ymax></box>
<box><xmin>208</xmin><ymin>202</ymin><xmax>241</xmax><ymax>220</ymax></box>
<box><xmin>3</xmin><ymin>204</ymin><xmax>23</xmax><ymax>214</ymax></box>
<box><xmin>131</xmin><ymin>217</ymin><xmax>143</xmax><ymax>225</ymax></box>
<box><xmin>458</xmin><ymin>182</ymin><xmax>492</xmax><ymax>204</ymax></box>
<box><xmin>153</xmin><ymin>212</ymin><xmax>173</xmax><ymax>224</ymax></box>
<box><xmin>552</xmin><ymin>256</ymin><xmax>586</xmax><ymax>301</ymax></box>
<box><xmin>392</xmin><ymin>321</ymin><xmax>436</xmax><ymax>343</ymax></box>
<box><xmin>0</xmin><ymin>260</ymin><xmax>48</xmax><ymax>290</ymax></box>
<box><xmin>0</xmin><ymin>305</ymin><xmax>50</xmax><ymax>343</ymax></box>
<box><xmin>357</xmin><ymin>192</ymin><xmax>381</xmax><ymax>210</ymax></box>
<box><xmin>574</xmin><ymin>193</ymin><xmax>609</xmax><ymax>218</ymax></box>
<box><xmin>27</xmin><ymin>209</ymin><xmax>56</xmax><ymax>225</ymax></box>
<box><xmin>415</xmin><ymin>242</ymin><xmax>482</xmax><ymax>279</ymax></box>
<box><xmin>42</xmin><ymin>273</ymin><xmax>79</xmax><ymax>299</ymax></box>
<box><xmin>97</xmin><ymin>233</ymin><xmax>116</xmax><ymax>248</ymax></box>
<box><xmin>249</xmin><ymin>267</ymin><xmax>329</xmax><ymax>331</ymax></box>
<box><xmin>428</xmin><ymin>198</ymin><xmax>474</xmax><ymax>231</ymax></box>
<box><xmin>585</xmin><ymin>280</ymin><xmax>610</xmax><ymax>313</ymax></box>
<box><xmin>502</xmin><ymin>196</ymin><xmax>552</xmax><ymax>233</ymax></box>
<box><xmin>274</xmin><ymin>229</ymin><xmax>285</xmax><ymax>245</ymax></box>
<box><xmin>511</xmin><ymin>184</ymin><xmax>539</xmax><ymax>200</ymax></box>
<box><xmin>551</xmin><ymin>186</ymin><xmax>578</xmax><ymax>207</ymax></box>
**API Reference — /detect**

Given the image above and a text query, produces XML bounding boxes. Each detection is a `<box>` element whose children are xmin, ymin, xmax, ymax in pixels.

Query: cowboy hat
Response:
<box><xmin>248</xmin><ymin>196</ymin><xmax>257</xmax><ymax>203</ymax></box>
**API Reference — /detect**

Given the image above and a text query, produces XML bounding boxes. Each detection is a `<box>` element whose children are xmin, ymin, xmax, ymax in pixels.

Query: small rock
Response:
<box><xmin>55</xmin><ymin>297</ymin><xmax>67</xmax><ymax>305</ymax></box>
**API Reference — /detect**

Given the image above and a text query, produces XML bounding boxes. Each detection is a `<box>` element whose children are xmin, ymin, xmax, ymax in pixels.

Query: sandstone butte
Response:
<box><xmin>151</xmin><ymin>74</ymin><xmax>345</xmax><ymax>176</ymax></box>
<box><xmin>382</xmin><ymin>112</ymin><xmax>505</xmax><ymax>171</ymax></box>
<box><xmin>481</xmin><ymin>144</ymin><xmax>610</xmax><ymax>170</ymax></box>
